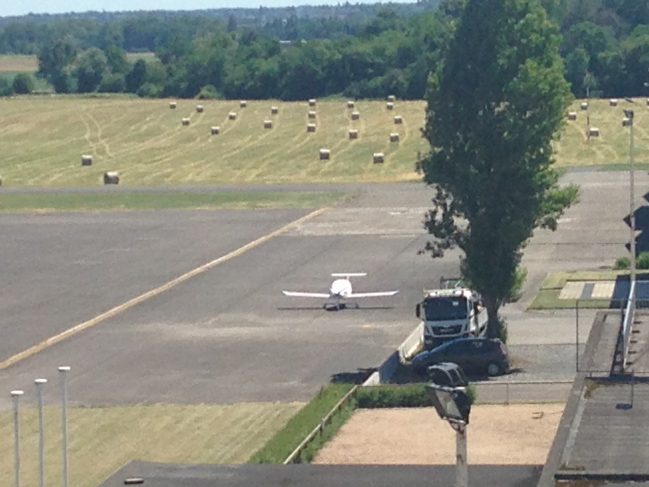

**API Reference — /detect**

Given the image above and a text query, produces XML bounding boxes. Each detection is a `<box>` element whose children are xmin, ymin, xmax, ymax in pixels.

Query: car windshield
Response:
<box><xmin>424</xmin><ymin>297</ymin><xmax>468</xmax><ymax>321</ymax></box>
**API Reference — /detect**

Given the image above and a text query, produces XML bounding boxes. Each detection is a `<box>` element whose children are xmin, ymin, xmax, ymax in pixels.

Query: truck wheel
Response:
<box><xmin>487</xmin><ymin>362</ymin><xmax>501</xmax><ymax>376</ymax></box>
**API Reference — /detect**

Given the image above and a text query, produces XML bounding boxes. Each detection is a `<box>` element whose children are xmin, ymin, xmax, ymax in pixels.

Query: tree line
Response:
<box><xmin>1</xmin><ymin>0</ymin><xmax>649</xmax><ymax>99</ymax></box>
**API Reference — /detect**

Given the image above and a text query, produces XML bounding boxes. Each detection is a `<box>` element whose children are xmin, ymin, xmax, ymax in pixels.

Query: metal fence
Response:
<box><xmin>473</xmin><ymin>380</ymin><xmax>574</xmax><ymax>405</ymax></box>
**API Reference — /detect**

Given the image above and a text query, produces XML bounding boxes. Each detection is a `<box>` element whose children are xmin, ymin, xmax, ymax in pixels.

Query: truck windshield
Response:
<box><xmin>424</xmin><ymin>297</ymin><xmax>468</xmax><ymax>321</ymax></box>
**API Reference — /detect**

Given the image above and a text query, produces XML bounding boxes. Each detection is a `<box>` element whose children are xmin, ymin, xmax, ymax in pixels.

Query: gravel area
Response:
<box><xmin>314</xmin><ymin>404</ymin><xmax>565</xmax><ymax>465</ymax></box>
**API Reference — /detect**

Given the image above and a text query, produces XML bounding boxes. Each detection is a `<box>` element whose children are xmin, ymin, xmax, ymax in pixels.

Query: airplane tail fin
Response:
<box><xmin>331</xmin><ymin>272</ymin><xmax>367</xmax><ymax>279</ymax></box>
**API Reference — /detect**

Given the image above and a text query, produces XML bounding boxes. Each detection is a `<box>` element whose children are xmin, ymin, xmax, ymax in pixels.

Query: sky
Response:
<box><xmin>1</xmin><ymin>0</ymin><xmax>412</xmax><ymax>18</ymax></box>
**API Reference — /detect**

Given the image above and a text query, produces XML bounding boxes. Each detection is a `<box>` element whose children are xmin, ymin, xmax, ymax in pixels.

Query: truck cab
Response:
<box><xmin>416</xmin><ymin>288</ymin><xmax>488</xmax><ymax>350</ymax></box>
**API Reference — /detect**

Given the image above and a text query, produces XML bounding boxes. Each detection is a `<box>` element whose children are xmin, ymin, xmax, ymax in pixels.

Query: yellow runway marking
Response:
<box><xmin>0</xmin><ymin>207</ymin><xmax>329</xmax><ymax>371</ymax></box>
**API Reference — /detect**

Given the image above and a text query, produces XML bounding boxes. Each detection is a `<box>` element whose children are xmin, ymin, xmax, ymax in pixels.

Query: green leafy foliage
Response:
<box><xmin>357</xmin><ymin>383</ymin><xmax>477</xmax><ymax>407</ymax></box>
<box><xmin>615</xmin><ymin>257</ymin><xmax>631</xmax><ymax>269</ymax></box>
<box><xmin>637</xmin><ymin>252</ymin><xmax>649</xmax><ymax>269</ymax></box>
<box><xmin>0</xmin><ymin>75</ymin><xmax>12</xmax><ymax>96</ymax></box>
<box><xmin>12</xmin><ymin>73</ymin><xmax>34</xmax><ymax>94</ymax></box>
<box><xmin>421</xmin><ymin>0</ymin><xmax>579</xmax><ymax>339</ymax></box>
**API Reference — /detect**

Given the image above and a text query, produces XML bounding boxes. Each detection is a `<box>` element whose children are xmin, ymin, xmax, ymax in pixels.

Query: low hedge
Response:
<box><xmin>357</xmin><ymin>383</ymin><xmax>477</xmax><ymax>408</ymax></box>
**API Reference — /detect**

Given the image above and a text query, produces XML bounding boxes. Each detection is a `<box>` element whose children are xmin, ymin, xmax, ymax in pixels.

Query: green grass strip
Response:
<box><xmin>0</xmin><ymin>191</ymin><xmax>348</xmax><ymax>213</ymax></box>
<box><xmin>248</xmin><ymin>384</ymin><xmax>354</xmax><ymax>464</ymax></box>
<box><xmin>529</xmin><ymin>270</ymin><xmax>649</xmax><ymax>310</ymax></box>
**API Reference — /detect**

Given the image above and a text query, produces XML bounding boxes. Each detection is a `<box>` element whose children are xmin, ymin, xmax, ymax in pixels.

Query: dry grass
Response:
<box><xmin>0</xmin><ymin>98</ymin><xmax>429</xmax><ymax>187</ymax></box>
<box><xmin>314</xmin><ymin>404</ymin><xmax>565</xmax><ymax>465</ymax></box>
<box><xmin>0</xmin><ymin>96</ymin><xmax>643</xmax><ymax>187</ymax></box>
<box><xmin>554</xmin><ymin>97</ymin><xmax>649</xmax><ymax>168</ymax></box>
<box><xmin>0</xmin><ymin>403</ymin><xmax>302</xmax><ymax>487</ymax></box>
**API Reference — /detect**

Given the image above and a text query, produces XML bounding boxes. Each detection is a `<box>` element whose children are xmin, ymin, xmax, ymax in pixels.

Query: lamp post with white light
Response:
<box><xmin>623</xmin><ymin>109</ymin><xmax>636</xmax><ymax>306</ymax></box>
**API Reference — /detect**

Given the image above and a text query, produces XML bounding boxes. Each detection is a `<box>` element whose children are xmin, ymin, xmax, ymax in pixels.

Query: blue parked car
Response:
<box><xmin>411</xmin><ymin>337</ymin><xmax>509</xmax><ymax>376</ymax></box>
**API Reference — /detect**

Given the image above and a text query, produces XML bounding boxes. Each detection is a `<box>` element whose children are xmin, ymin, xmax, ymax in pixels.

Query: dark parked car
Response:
<box><xmin>411</xmin><ymin>337</ymin><xmax>509</xmax><ymax>376</ymax></box>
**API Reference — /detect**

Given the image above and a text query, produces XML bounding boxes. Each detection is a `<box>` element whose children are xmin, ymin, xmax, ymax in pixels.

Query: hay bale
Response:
<box><xmin>373</xmin><ymin>153</ymin><xmax>385</xmax><ymax>164</ymax></box>
<box><xmin>588</xmin><ymin>127</ymin><xmax>600</xmax><ymax>137</ymax></box>
<box><xmin>240</xmin><ymin>100</ymin><xmax>247</xmax><ymax>108</ymax></box>
<box><xmin>351</xmin><ymin>111</ymin><xmax>360</xmax><ymax>120</ymax></box>
<box><xmin>196</xmin><ymin>105</ymin><xmax>204</xmax><ymax>113</ymax></box>
<box><xmin>568</xmin><ymin>112</ymin><xmax>577</xmax><ymax>121</ymax></box>
<box><xmin>387</xmin><ymin>95</ymin><xmax>396</xmax><ymax>102</ymax></box>
<box><xmin>347</xmin><ymin>101</ymin><xmax>355</xmax><ymax>109</ymax></box>
<box><xmin>394</xmin><ymin>116</ymin><xmax>403</xmax><ymax>124</ymax></box>
<box><xmin>211</xmin><ymin>126</ymin><xmax>220</xmax><ymax>135</ymax></box>
<box><xmin>389</xmin><ymin>133</ymin><xmax>400</xmax><ymax>142</ymax></box>
<box><xmin>309</xmin><ymin>99</ymin><xmax>316</xmax><ymax>107</ymax></box>
<box><xmin>307</xmin><ymin>123</ymin><xmax>316</xmax><ymax>133</ymax></box>
<box><xmin>103</xmin><ymin>172</ymin><xmax>119</xmax><ymax>185</ymax></box>
<box><xmin>264</xmin><ymin>120</ymin><xmax>273</xmax><ymax>129</ymax></box>
<box><xmin>169</xmin><ymin>102</ymin><xmax>177</xmax><ymax>109</ymax></box>
<box><xmin>271</xmin><ymin>106</ymin><xmax>279</xmax><ymax>114</ymax></box>
<box><xmin>580</xmin><ymin>102</ymin><xmax>588</xmax><ymax>110</ymax></box>
<box><xmin>81</xmin><ymin>155</ymin><xmax>93</xmax><ymax>166</ymax></box>
<box><xmin>308</xmin><ymin>111</ymin><xmax>317</xmax><ymax>119</ymax></box>
<box><xmin>609</xmin><ymin>99</ymin><xmax>618</xmax><ymax>106</ymax></box>
<box><xmin>622</xmin><ymin>118</ymin><xmax>632</xmax><ymax>127</ymax></box>
<box><xmin>386</xmin><ymin>102</ymin><xmax>394</xmax><ymax>110</ymax></box>
<box><xmin>229</xmin><ymin>112</ymin><xmax>237</xmax><ymax>120</ymax></box>
<box><xmin>349</xmin><ymin>129</ymin><xmax>358</xmax><ymax>139</ymax></box>
<box><xmin>319</xmin><ymin>149</ymin><xmax>330</xmax><ymax>160</ymax></box>
<box><xmin>182</xmin><ymin>118</ymin><xmax>190</xmax><ymax>126</ymax></box>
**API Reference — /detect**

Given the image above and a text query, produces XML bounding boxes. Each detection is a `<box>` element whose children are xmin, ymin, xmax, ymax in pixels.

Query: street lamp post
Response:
<box><xmin>624</xmin><ymin>109</ymin><xmax>636</xmax><ymax>307</ymax></box>
<box><xmin>35</xmin><ymin>379</ymin><xmax>47</xmax><ymax>487</ymax></box>
<box><xmin>58</xmin><ymin>366</ymin><xmax>71</xmax><ymax>487</ymax></box>
<box><xmin>11</xmin><ymin>390</ymin><xmax>24</xmax><ymax>487</ymax></box>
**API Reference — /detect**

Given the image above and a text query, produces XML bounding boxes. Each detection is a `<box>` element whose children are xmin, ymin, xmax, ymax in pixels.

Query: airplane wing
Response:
<box><xmin>282</xmin><ymin>291</ymin><xmax>331</xmax><ymax>298</ymax></box>
<box><xmin>348</xmin><ymin>291</ymin><xmax>400</xmax><ymax>298</ymax></box>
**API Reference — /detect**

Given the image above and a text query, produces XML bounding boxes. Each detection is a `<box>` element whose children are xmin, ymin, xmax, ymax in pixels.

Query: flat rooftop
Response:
<box><xmin>99</xmin><ymin>462</ymin><xmax>542</xmax><ymax>487</ymax></box>
<box><xmin>539</xmin><ymin>310</ymin><xmax>649</xmax><ymax>486</ymax></box>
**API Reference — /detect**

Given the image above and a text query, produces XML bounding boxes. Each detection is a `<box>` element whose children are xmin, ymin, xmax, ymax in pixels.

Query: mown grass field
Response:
<box><xmin>0</xmin><ymin>54</ymin><xmax>38</xmax><ymax>73</ymax></box>
<box><xmin>0</xmin><ymin>53</ymin><xmax>156</xmax><ymax>73</ymax></box>
<box><xmin>555</xmin><ymin>97</ymin><xmax>649</xmax><ymax>168</ymax></box>
<box><xmin>0</xmin><ymin>97</ymin><xmax>430</xmax><ymax>187</ymax></box>
<box><xmin>1</xmin><ymin>95</ymin><xmax>648</xmax><ymax>188</ymax></box>
<box><xmin>0</xmin><ymin>403</ymin><xmax>302</xmax><ymax>487</ymax></box>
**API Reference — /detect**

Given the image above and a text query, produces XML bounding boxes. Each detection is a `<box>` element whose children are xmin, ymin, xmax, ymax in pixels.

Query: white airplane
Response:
<box><xmin>282</xmin><ymin>273</ymin><xmax>399</xmax><ymax>310</ymax></box>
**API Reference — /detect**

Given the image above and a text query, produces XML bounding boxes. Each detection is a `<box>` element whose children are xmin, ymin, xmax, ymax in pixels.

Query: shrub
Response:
<box><xmin>0</xmin><ymin>76</ymin><xmax>13</xmax><ymax>96</ymax></box>
<box><xmin>98</xmin><ymin>73</ymin><xmax>126</xmax><ymax>93</ymax></box>
<box><xmin>137</xmin><ymin>82</ymin><xmax>163</xmax><ymax>98</ymax></box>
<box><xmin>12</xmin><ymin>73</ymin><xmax>35</xmax><ymax>94</ymax></box>
<box><xmin>637</xmin><ymin>252</ymin><xmax>649</xmax><ymax>270</ymax></box>
<box><xmin>197</xmin><ymin>84</ymin><xmax>220</xmax><ymax>99</ymax></box>
<box><xmin>615</xmin><ymin>257</ymin><xmax>630</xmax><ymax>269</ymax></box>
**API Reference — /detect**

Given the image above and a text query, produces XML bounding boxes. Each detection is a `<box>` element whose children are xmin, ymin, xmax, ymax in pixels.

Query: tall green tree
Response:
<box><xmin>421</xmin><ymin>0</ymin><xmax>579</xmax><ymax>339</ymax></box>
<box><xmin>37</xmin><ymin>37</ymin><xmax>78</xmax><ymax>93</ymax></box>
<box><xmin>73</xmin><ymin>47</ymin><xmax>108</xmax><ymax>93</ymax></box>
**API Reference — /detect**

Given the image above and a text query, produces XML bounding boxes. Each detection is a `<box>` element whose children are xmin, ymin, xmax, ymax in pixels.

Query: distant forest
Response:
<box><xmin>1</xmin><ymin>0</ymin><xmax>649</xmax><ymax>100</ymax></box>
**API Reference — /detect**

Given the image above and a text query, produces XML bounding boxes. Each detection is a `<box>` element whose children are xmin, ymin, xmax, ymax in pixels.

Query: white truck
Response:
<box><xmin>415</xmin><ymin>287</ymin><xmax>488</xmax><ymax>350</ymax></box>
